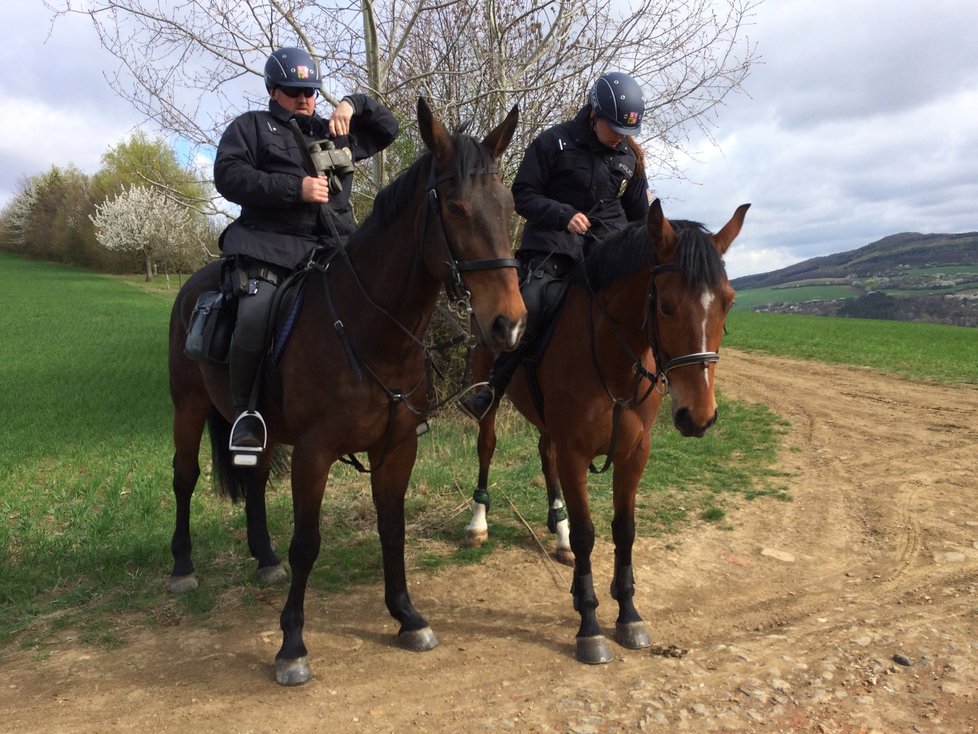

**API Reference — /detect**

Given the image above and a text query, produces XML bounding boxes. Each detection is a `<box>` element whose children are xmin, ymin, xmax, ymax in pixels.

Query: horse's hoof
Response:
<box><xmin>576</xmin><ymin>635</ymin><xmax>614</xmax><ymax>665</ymax></box>
<box><xmin>275</xmin><ymin>656</ymin><xmax>311</xmax><ymax>686</ymax></box>
<box><xmin>554</xmin><ymin>547</ymin><xmax>575</xmax><ymax>567</ymax></box>
<box><xmin>465</xmin><ymin>529</ymin><xmax>488</xmax><ymax>548</ymax></box>
<box><xmin>256</xmin><ymin>563</ymin><xmax>288</xmax><ymax>585</ymax></box>
<box><xmin>168</xmin><ymin>574</ymin><xmax>198</xmax><ymax>594</ymax></box>
<box><xmin>615</xmin><ymin>621</ymin><xmax>652</xmax><ymax>649</ymax></box>
<box><xmin>398</xmin><ymin>626</ymin><xmax>438</xmax><ymax>652</ymax></box>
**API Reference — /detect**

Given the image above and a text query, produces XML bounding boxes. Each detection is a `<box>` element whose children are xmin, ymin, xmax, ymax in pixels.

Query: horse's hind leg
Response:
<box><xmin>466</xmin><ymin>406</ymin><xmax>498</xmax><ymax>547</ymax></box>
<box><xmin>246</xmin><ymin>446</ymin><xmax>286</xmax><ymax>585</ymax></box>
<box><xmin>169</xmin><ymin>398</ymin><xmax>208</xmax><ymax>594</ymax></box>
<box><xmin>609</xmin><ymin>449</ymin><xmax>652</xmax><ymax>650</ymax></box>
<box><xmin>539</xmin><ymin>432</ymin><xmax>573</xmax><ymax>566</ymax></box>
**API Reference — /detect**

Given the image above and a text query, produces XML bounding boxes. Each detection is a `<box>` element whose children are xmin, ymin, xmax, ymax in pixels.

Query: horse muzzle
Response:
<box><xmin>672</xmin><ymin>406</ymin><xmax>718</xmax><ymax>438</ymax></box>
<box><xmin>484</xmin><ymin>310</ymin><xmax>527</xmax><ymax>353</ymax></box>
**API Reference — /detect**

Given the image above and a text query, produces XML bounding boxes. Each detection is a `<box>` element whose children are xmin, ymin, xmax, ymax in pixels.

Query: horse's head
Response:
<box><xmin>646</xmin><ymin>199</ymin><xmax>750</xmax><ymax>437</ymax></box>
<box><xmin>416</xmin><ymin>97</ymin><xmax>527</xmax><ymax>352</ymax></box>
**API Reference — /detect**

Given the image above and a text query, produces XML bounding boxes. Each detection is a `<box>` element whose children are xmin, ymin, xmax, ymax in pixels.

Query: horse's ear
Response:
<box><xmin>482</xmin><ymin>104</ymin><xmax>519</xmax><ymax>160</ymax></box>
<box><xmin>647</xmin><ymin>198</ymin><xmax>677</xmax><ymax>257</ymax></box>
<box><xmin>713</xmin><ymin>203</ymin><xmax>751</xmax><ymax>255</ymax></box>
<box><xmin>417</xmin><ymin>96</ymin><xmax>453</xmax><ymax>165</ymax></box>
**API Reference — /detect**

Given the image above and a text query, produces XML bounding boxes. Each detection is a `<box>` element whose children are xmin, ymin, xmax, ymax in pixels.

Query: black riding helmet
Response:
<box><xmin>588</xmin><ymin>72</ymin><xmax>644</xmax><ymax>135</ymax></box>
<box><xmin>264</xmin><ymin>47</ymin><xmax>322</xmax><ymax>90</ymax></box>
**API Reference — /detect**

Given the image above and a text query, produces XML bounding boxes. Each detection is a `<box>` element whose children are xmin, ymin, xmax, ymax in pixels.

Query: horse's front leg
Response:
<box><xmin>609</xmin><ymin>438</ymin><xmax>653</xmax><ymax>650</ymax></box>
<box><xmin>274</xmin><ymin>442</ymin><xmax>330</xmax><ymax>686</ymax></box>
<box><xmin>465</xmin><ymin>404</ymin><xmax>498</xmax><ymax>547</ymax></box>
<box><xmin>372</xmin><ymin>434</ymin><xmax>438</xmax><ymax>652</ymax></box>
<box><xmin>558</xmin><ymin>451</ymin><xmax>612</xmax><ymax>664</ymax></box>
<box><xmin>539</xmin><ymin>432</ymin><xmax>573</xmax><ymax>565</ymax></box>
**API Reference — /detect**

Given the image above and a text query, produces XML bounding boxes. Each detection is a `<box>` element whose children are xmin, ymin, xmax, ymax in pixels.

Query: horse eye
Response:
<box><xmin>446</xmin><ymin>200</ymin><xmax>470</xmax><ymax>216</ymax></box>
<box><xmin>659</xmin><ymin>300</ymin><xmax>676</xmax><ymax>317</ymax></box>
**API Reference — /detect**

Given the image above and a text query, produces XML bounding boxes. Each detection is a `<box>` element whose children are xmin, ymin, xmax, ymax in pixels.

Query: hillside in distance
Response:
<box><xmin>729</xmin><ymin>232</ymin><xmax>978</xmax><ymax>327</ymax></box>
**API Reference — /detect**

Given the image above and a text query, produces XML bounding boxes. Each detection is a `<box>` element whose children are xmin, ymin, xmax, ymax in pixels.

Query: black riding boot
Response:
<box><xmin>458</xmin><ymin>345</ymin><xmax>527</xmax><ymax>422</ymax></box>
<box><xmin>228</xmin><ymin>343</ymin><xmax>266</xmax><ymax>466</ymax></box>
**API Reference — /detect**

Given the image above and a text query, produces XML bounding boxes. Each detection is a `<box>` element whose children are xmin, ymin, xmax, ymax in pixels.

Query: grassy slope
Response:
<box><xmin>724</xmin><ymin>310</ymin><xmax>978</xmax><ymax>385</ymax></box>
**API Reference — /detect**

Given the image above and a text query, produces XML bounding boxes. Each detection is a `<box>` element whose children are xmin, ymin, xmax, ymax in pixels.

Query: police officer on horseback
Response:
<box><xmin>458</xmin><ymin>71</ymin><xmax>650</xmax><ymax>421</ymax></box>
<box><xmin>215</xmin><ymin>46</ymin><xmax>398</xmax><ymax>465</ymax></box>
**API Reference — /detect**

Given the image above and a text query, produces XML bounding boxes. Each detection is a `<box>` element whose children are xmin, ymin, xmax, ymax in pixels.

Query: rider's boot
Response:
<box><xmin>228</xmin><ymin>344</ymin><xmax>266</xmax><ymax>467</ymax></box>
<box><xmin>458</xmin><ymin>345</ymin><xmax>527</xmax><ymax>422</ymax></box>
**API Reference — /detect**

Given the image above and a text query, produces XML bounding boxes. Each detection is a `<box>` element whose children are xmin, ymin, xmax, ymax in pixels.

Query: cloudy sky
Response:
<box><xmin>2</xmin><ymin>1</ymin><xmax>976</xmax><ymax>279</ymax></box>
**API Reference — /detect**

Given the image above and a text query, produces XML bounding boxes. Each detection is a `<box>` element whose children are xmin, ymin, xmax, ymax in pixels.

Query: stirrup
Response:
<box><xmin>456</xmin><ymin>382</ymin><xmax>496</xmax><ymax>422</ymax></box>
<box><xmin>229</xmin><ymin>411</ymin><xmax>267</xmax><ymax>467</ymax></box>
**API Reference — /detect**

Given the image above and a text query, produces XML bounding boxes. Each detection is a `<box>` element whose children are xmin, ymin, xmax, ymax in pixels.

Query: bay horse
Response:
<box><xmin>464</xmin><ymin>199</ymin><xmax>749</xmax><ymax>663</ymax></box>
<box><xmin>168</xmin><ymin>98</ymin><xmax>526</xmax><ymax>686</ymax></box>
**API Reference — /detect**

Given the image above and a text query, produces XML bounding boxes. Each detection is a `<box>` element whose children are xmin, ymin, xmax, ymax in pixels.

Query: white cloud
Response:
<box><xmin>0</xmin><ymin>5</ymin><xmax>144</xmax><ymax>206</ymax></box>
<box><xmin>664</xmin><ymin>0</ymin><xmax>978</xmax><ymax>278</ymax></box>
<box><xmin>0</xmin><ymin>95</ymin><xmax>139</xmax><ymax>184</ymax></box>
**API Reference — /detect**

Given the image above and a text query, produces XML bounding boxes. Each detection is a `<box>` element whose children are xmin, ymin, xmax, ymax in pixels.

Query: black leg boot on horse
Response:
<box><xmin>458</xmin><ymin>253</ymin><xmax>571</xmax><ymax>422</ymax></box>
<box><xmin>228</xmin><ymin>261</ymin><xmax>281</xmax><ymax>467</ymax></box>
<box><xmin>457</xmin><ymin>343</ymin><xmax>527</xmax><ymax>421</ymax></box>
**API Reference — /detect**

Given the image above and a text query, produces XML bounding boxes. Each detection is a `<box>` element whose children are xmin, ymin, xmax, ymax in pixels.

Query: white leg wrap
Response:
<box><xmin>552</xmin><ymin>499</ymin><xmax>571</xmax><ymax>551</ymax></box>
<box><xmin>467</xmin><ymin>500</ymin><xmax>488</xmax><ymax>535</ymax></box>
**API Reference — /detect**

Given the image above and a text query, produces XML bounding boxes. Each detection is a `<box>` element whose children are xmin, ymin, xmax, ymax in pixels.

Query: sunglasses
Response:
<box><xmin>278</xmin><ymin>87</ymin><xmax>318</xmax><ymax>99</ymax></box>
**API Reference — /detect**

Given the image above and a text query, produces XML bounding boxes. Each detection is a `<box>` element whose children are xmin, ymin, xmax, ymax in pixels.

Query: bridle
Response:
<box><xmin>420</xmin><ymin>165</ymin><xmax>519</xmax><ymax>317</ymax></box>
<box><xmin>644</xmin><ymin>257</ymin><xmax>721</xmax><ymax>385</ymax></box>
<box><xmin>319</xmin><ymin>154</ymin><xmax>520</xmax><ymax>474</ymax></box>
<box><xmin>583</xmin><ymin>244</ymin><xmax>722</xmax><ymax>474</ymax></box>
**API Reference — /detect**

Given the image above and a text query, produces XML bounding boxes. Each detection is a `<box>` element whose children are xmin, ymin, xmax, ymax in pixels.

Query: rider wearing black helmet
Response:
<box><xmin>214</xmin><ymin>46</ymin><xmax>399</xmax><ymax>465</ymax></box>
<box><xmin>458</xmin><ymin>72</ymin><xmax>649</xmax><ymax>421</ymax></box>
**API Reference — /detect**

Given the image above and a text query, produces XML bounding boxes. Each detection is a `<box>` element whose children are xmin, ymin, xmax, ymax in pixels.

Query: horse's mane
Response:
<box><xmin>364</xmin><ymin>132</ymin><xmax>495</xmax><ymax>231</ymax></box>
<box><xmin>570</xmin><ymin>219</ymin><xmax>727</xmax><ymax>292</ymax></box>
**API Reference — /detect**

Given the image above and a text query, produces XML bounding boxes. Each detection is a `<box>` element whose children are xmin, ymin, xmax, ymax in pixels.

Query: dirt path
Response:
<box><xmin>3</xmin><ymin>349</ymin><xmax>977</xmax><ymax>733</ymax></box>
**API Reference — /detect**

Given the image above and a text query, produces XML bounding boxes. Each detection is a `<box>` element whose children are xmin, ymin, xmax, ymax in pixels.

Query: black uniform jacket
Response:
<box><xmin>512</xmin><ymin>107</ymin><xmax>649</xmax><ymax>262</ymax></box>
<box><xmin>214</xmin><ymin>93</ymin><xmax>399</xmax><ymax>269</ymax></box>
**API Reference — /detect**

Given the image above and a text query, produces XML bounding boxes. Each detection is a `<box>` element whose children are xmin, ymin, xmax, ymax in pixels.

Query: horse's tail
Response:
<box><xmin>206</xmin><ymin>407</ymin><xmax>291</xmax><ymax>502</ymax></box>
<box><xmin>206</xmin><ymin>407</ymin><xmax>248</xmax><ymax>502</ymax></box>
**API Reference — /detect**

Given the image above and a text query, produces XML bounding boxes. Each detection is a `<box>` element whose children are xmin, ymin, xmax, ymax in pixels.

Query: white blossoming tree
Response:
<box><xmin>90</xmin><ymin>184</ymin><xmax>212</xmax><ymax>282</ymax></box>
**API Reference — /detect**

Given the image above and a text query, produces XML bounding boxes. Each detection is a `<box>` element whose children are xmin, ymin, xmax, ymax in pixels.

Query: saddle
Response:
<box><xmin>518</xmin><ymin>254</ymin><xmax>575</xmax><ymax>364</ymax></box>
<box><xmin>183</xmin><ymin>257</ymin><xmax>310</xmax><ymax>367</ymax></box>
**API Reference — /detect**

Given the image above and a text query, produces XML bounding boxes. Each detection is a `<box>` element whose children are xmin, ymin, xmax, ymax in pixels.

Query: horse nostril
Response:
<box><xmin>491</xmin><ymin>314</ymin><xmax>523</xmax><ymax>352</ymax></box>
<box><xmin>673</xmin><ymin>407</ymin><xmax>713</xmax><ymax>438</ymax></box>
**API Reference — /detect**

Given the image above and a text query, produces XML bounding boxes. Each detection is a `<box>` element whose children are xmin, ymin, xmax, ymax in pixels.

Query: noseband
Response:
<box><xmin>421</xmin><ymin>167</ymin><xmax>519</xmax><ymax>316</ymax></box>
<box><xmin>646</xmin><ymin>259</ymin><xmax>720</xmax><ymax>384</ymax></box>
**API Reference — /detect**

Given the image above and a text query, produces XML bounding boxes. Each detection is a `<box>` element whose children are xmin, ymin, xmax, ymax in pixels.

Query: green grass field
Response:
<box><xmin>724</xmin><ymin>310</ymin><xmax>978</xmax><ymax>385</ymax></box>
<box><xmin>4</xmin><ymin>251</ymin><xmax>973</xmax><ymax>654</ymax></box>
<box><xmin>901</xmin><ymin>265</ymin><xmax>978</xmax><ymax>276</ymax></box>
<box><xmin>733</xmin><ymin>285</ymin><xmax>860</xmax><ymax>309</ymax></box>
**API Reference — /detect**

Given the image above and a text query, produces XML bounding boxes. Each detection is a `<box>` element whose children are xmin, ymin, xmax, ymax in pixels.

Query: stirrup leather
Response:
<box><xmin>229</xmin><ymin>410</ymin><xmax>267</xmax><ymax>467</ymax></box>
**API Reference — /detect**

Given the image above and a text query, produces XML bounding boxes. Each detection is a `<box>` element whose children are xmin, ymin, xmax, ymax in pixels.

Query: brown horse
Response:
<box><xmin>167</xmin><ymin>98</ymin><xmax>526</xmax><ymax>685</ymax></box>
<box><xmin>465</xmin><ymin>199</ymin><xmax>749</xmax><ymax>663</ymax></box>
